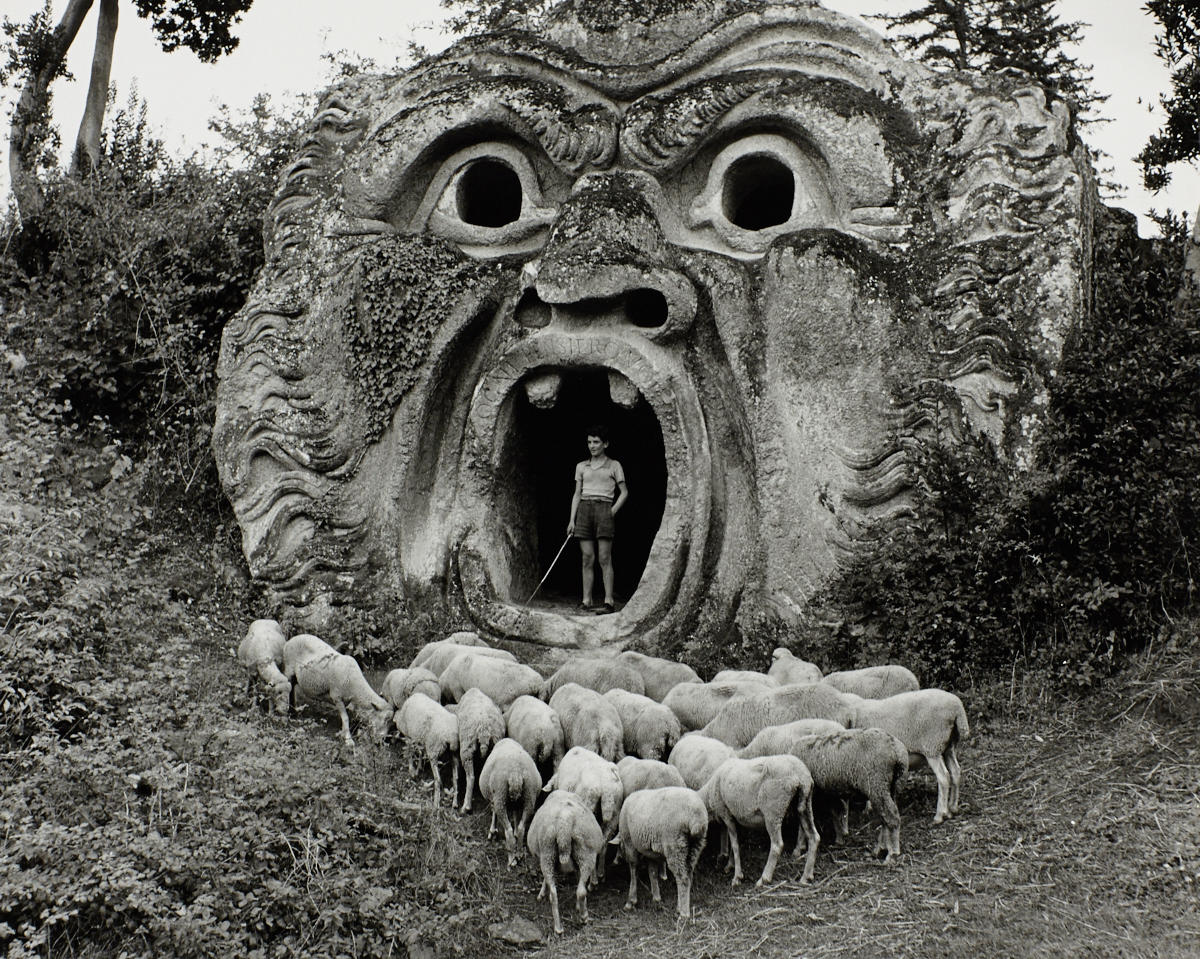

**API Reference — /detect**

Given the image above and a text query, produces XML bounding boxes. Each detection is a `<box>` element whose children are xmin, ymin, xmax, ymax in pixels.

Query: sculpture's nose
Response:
<box><xmin>523</xmin><ymin>171</ymin><xmax>697</xmax><ymax>339</ymax></box>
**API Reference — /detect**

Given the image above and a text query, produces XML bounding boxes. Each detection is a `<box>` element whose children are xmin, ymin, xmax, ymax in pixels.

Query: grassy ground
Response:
<box><xmin>2</xmin><ymin>469</ymin><xmax>1198</xmax><ymax>956</ymax></box>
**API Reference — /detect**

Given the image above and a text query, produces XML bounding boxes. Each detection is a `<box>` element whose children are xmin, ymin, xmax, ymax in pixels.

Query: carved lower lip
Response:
<box><xmin>457</xmin><ymin>330</ymin><xmax>708</xmax><ymax>646</ymax></box>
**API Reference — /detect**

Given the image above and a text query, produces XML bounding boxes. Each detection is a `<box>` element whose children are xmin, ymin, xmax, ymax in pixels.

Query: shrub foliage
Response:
<box><xmin>808</xmin><ymin>213</ymin><xmax>1200</xmax><ymax>688</ymax></box>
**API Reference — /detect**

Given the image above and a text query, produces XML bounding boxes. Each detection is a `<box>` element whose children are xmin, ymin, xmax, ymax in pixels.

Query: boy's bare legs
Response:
<box><xmin>597</xmin><ymin>539</ymin><xmax>614</xmax><ymax>607</ymax></box>
<box><xmin>580</xmin><ymin>539</ymin><xmax>596</xmax><ymax>607</ymax></box>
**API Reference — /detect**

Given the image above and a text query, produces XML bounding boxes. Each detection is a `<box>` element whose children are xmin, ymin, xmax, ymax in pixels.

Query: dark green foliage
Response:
<box><xmin>131</xmin><ymin>0</ymin><xmax>255</xmax><ymax>61</ymax></box>
<box><xmin>810</xmin><ymin>214</ymin><xmax>1200</xmax><ymax>689</ymax></box>
<box><xmin>440</xmin><ymin>0</ymin><xmax>556</xmax><ymax>34</ymax></box>
<box><xmin>1</xmin><ymin>92</ymin><xmax>306</xmax><ymax>506</ymax></box>
<box><xmin>1138</xmin><ymin>0</ymin><xmax>1200</xmax><ymax>191</ymax></box>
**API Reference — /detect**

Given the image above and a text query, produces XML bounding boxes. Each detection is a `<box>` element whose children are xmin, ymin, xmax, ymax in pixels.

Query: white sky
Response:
<box><xmin>2</xmin><ymin>0</ymin><xmax>1197</xmax><ymax>235</ymax></box>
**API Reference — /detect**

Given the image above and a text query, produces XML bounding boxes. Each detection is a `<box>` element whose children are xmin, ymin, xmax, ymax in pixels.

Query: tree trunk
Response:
<box><xmin>72</xmin><ymin>0</ymin><xmax>119</xmax><ymax>176</ymax></box>
<box><xmin>8</xmin><ymin>0</ymin><xmax>95</xmax><ymax>221</ymax></box>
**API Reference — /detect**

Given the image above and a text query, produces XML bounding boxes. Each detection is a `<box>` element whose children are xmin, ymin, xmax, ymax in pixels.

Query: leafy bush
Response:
<box><xmin>809</xmin><ymin>212</ymin><xmax>1200</xmax><ymax>689</ymax></box>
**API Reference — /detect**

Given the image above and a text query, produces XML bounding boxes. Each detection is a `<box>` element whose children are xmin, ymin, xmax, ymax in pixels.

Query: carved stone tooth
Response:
<box><xmin>607</xmin><ymin>370</ymin><xmax>640</xmax><ymax>409</ymax></box>
<box><xmin>523</xmin><ymin>370</ymin><xmax>562</xmax><ymax>409</ymax></box>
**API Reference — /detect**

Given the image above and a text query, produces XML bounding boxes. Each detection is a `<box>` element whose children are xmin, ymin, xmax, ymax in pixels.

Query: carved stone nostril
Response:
<box><xmin>515</xmin><ymin>288</ymin><xmax>551</xmax><ymax>328</ymax></box>
<box><xmin>625</xmin><ymin>288</ymin><xmax>668</xmax><ymax>328</ymax></box>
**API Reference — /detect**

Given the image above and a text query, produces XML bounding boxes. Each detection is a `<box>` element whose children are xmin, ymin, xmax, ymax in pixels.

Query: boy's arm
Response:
<box><xmin>611</xmin><ymin>474</ymin><xmax>629</xmax><ymax>516</ymax></box>
<box><xmin>568</xmin><ymin>467</ymin><xmax>583</xmax><ymax>534</ymax></box>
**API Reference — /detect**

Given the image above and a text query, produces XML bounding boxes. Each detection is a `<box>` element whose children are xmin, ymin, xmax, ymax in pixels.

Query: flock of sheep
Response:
<box><xmin>236</xmin><ymin>621</ymin><xmax>970</xmax><ymax>934</ymax></box>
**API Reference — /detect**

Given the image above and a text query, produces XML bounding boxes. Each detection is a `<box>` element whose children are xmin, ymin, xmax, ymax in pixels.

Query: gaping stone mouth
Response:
<box><xmin>454</xmin><ymin>330</ymin><xmax>712</xmax><ymax>646</ymax></box>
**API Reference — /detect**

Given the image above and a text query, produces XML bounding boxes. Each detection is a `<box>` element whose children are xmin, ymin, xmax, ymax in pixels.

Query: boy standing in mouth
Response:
<box><xmin>567</xmin><ymin>425</ymin><xmax>628</xmax><ymax>615</ymax></box>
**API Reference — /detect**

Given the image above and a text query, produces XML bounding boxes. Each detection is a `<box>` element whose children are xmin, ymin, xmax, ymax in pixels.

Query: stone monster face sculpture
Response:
<box><xmin>214</xmin><ymin>0</ymin><xmax>1093</xmax><ymax>648</ymax></box>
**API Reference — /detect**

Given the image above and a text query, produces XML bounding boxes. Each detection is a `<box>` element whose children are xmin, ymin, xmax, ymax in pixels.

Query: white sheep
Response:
<box><xmin>439</xmin><ymin>651</ymin><xmax>543</xmax><ymax>708</ymax></box>
<box><xmin>526</xmin><ymin>790</ymin><xmax>605</xmax><ymax>935</ymax></box>
<box><xmin>711</xmin><ymin>668</ymin><xmax>778</xmax><ymax>687</ymax></box>
<box><xmin>768</xmin><ymin>648</ymin><xmax>823</xmax><ymax>685</ymax></box>
<box><xmin>697</xmin><ymin>754</ymin><xmax>821</xmax><ymax>886</ymax></box>
<box><xmin>396</xmin><ymin>692</ymin><xmax>460</xmax><ymax>808</ymax></box>
<box><xmin>616</xmin><ymin>756</ymin><xmax>687</xmax><ymax>800</ymax></box>
<box><xmin>379</xmin><ymin>666</ymin><xmax>440</xmax><ymax>710</ymax></box>
<box><xmin>479</xmin><ymin>737</ymin><xmax>542</xmax><ymax>867</ymax></box>
<box><xmin>504</xmin><ymin>694</ymin><xmax>566</xmax><ymax>776</ymax></box>
<box><xmin>415</xmin><ymin>641</ymin><xmax>516</xmax><ymax>678</ymax></box>
<box><xmin>539</xmin><ymin>656</ymin><xmax>646</xmax><ymax>699</ymax></box>
<box><xmin>699</xmin><ymin>683</ymin><xmax>856</xmax><ymax>748</ymax></box>
<box><xmin>603</xmin><ymin>688</ymin><xmax>682</xmax><ymax>761</ymax></box>
<box><xmin>544</xmin><ymin>746</ymin><xmax>624</xmax><ymax>851</ymax></box>
<box><xmin>846</xmin><ymin>688</ymin><xmax>969</xmax><ymax>823</ymax></box>
<box><xmin>821</xmin><ymin>664</ymin><xmax>920</xmax><ymax>699</ymax></box>
<box><xmin>410</xmin><ymin>630</ymin><xmax>489</xmax><ymax>667</ymax></box>
<box><xmin>455</xmin><ymin>688</ymin><xmax>506</xmax><ymax>813</ymax></box>
<box><xmin>667</xmin><ymin>734</ymin><xmax>735</xmax><ymax>790</ymax></box>
<box><xmin>548</xmin><ymin>683</ymin><xmax>624</xmax><ymax>762</ymax></box>
<box><xmin>282</xmin><ymin>633</ymin><xmax>392</xmax><ymax>746</ymax></box>
<box><xmin>235</xmin><ymin>619</ymin><xmax>290</xmax><ymax>715</ymax></box>
<box><xmin>616</xmin><ymin>650</ymin><xmax>702</xmax><ymax>701</ymax></box>
<box><xmin>614</xmin><ymin>786</ymin><xmax>708</xmax><ymax>919</ymax></box>
<box><xmin>738</xmin><ymin>726</ymin><xmax>908</xmax><ymax>860</ymax></box>
<box><xmin>662</xmin><ymin>680</ymin><xmax>774</xmax><ymax>731</ymax></box>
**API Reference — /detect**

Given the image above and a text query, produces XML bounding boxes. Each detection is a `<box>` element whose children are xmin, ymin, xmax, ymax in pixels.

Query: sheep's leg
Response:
<box><xmin>836</xmin><ymin>797</ymin><xmax>850</xmax><ymax>841</ymax></box>
<box><xmin>724</xmin><ymin>818</ymin><xmax>743</xmax><ymax>886</ymax></box>
<box><xmin>758</xmin><ymin>817</ymin><xmax>785</xmax><ymax>887</ymax></box>
<box><xmin>794</xmin><ymin>792</ymin><xmax>821</xmax><ymax>884</ymax></box>
<box><xmin>487</xmin><ymin>804</ymin><xmax>498</xmax><ymax>839</ymax></box>
<box><xmin>872</xmin><ymin>790</ymin><xmax>903</xmax><ymax>862</ymax></box>
<box><xmin>430</xmin><ymin>753</ymin><xmax>443</xmax><ymax>808</ymax></box>
<box><xmin>540</xmin><ymin>858</ymin><xmax>563</xmax><ymax>935</ymax></box>
<box><xmin>624</xmin><ymin>848</ymin><xmax>640</xmax><ymax>911</ymax></box>
<box><xmin>928</xmin><ymin>753</ymin><xmax>953</xmax><ymax>823</ymax></box>
<box><xmin>946</xmin><ymin>743</ymin><xmax>962</xmax><ymax>814</ymax></box>
<box><xmin>451</xmin><ymin>755</ymin><xmax>460</xmax><ymax>805</ymax></box>
<box><xmin>335</xmin><ymin>699</ymin><xmax>355</xmax><ymax>747</ymax></box>
<box><xmin>461</xmin><ymin>752</ymin><xmax>476</xmax><ymax>813</ymax></box>
<box><xmin>575</xmin><ymin>862</ymin><xmax>591</xmax><ymax>924</ymax></box>
<box><xmin>668</xmin><ymin>854</ymin><xmax>692</xmax><ymax>919</ymax></box>
<box><xmin>502</xmin><ymin>813</ymin><xmax>519</xmax><ymax>868</ymax></box>
<box><xmin>647</xmin><ymin>856</ymin><xmax>663</xmax><ymax>904</ymax></box>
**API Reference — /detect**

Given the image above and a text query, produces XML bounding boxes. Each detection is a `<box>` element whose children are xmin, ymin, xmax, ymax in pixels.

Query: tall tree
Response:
<box><xmin>4</xmin><ymin>0</ymin><xmax>254</xmax><ymax>220</ymax></box>
<box><xmin>876</xmin><ymin>0</ymin><xmax>1100</xmax><ymax>117</ymax></box>
<box><xmin>1137</xmin><ymin>1</ymin><xmax>1200</xmax><ymax>295</ymax></box>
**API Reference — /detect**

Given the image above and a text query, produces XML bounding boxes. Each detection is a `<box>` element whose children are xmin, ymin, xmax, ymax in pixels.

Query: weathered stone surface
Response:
<box><xmin>487</xmin><ymin>915</ymin><xmax>545</xmax><ymax>947</ymax></box>
<box><xmin>213</xmin><ymin>0</ymin><xmax>1097</xmax><ymax>649</ymax></box>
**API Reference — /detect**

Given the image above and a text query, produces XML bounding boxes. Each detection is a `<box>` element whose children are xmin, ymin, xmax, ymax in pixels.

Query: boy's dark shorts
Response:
<box><xmin>574</xmin><ymin>499</ymin><xmax>615</xmax><ymax>539</ymax></box>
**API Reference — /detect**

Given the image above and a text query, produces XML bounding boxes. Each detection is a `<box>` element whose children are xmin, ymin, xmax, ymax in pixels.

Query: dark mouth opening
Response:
<box><xmin>500</xmin><ymin>367</ymin><xmax>667</xmax><ymax>608</ymax></box>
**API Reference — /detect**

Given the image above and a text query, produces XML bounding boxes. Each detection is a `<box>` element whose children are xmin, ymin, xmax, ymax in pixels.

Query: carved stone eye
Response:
<box><xmin>412</xmin><ymin>142</ymin><xmax>556</xmax><ymax>255</ymax></box>
<box><xmin>456</xmin><ymin>158</ymin><xmax>523</xmax><ymax>227</ymax></box>
<box><xmin>688</xmin><ymin>133</ymin><xmax>837</xmax><ymax>253</ymax></box>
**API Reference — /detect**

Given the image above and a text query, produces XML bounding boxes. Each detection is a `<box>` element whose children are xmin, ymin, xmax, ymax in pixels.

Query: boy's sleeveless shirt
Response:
<box><xmin>576</xmin><ymin>458</ymin><xmax>625</xmax><ymax>501</ymax></box>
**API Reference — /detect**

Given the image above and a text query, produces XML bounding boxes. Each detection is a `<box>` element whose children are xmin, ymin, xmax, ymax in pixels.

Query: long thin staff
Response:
<box><xmin>526</xmin><ymin>533</ymin><xmax>573</xmax><ymax>605</ymax></box>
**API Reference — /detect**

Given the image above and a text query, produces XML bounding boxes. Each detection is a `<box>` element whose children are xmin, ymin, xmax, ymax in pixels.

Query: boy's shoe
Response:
<box><xmin>594</xmin><ymin>602</ymin><xmax>616</xmax><ymax>615</ymax></box>
<box><xmin>578</xmin><ymin>602</ymin><xmax>594</xmax><ymax>613</ymax></box>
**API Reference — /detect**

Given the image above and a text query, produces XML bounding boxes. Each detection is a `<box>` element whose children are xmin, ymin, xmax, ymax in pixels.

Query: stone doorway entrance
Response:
<box><xmin>512</xmin><ymin>367</ymin><xmax>667</xmax><ymax>607</ymax></box>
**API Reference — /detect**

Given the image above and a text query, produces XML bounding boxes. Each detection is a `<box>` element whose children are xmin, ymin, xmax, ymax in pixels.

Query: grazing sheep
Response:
<box><xmin>235</xmin><ymin>619</ymin><xmax>290</xmax><ymax>715</ymax></box>
<box><xmin>455</xmin><ymin>688</ymin><xmax>506</xmax><ymax>813</ymax></box>
<box><xmin>616</xmin><ymin>757</ymin><xmax>686</xmax><ymax>800</ymax></box>
<box><xmin>526</xmin><ymin>790</ymin><xmax>605</xmax><ymax>935</ymax></box>
<box><xmin>615</xmin><ymin>786</ymin><xmax>708</xmax><ymax>919</ymax></box>
<box><xmin>699</xmin><ymin>683</ymin><xmax>856</xmax><ymax>748</ymax></box>
<box><xmin>479</xmin><ymin>738</ymin><xmax>542</xmax><ymax>867</ymax></box>
<box><xmin>662</xmin><ymin>680</ymin><xmax>774</xmax><ymax>731</ymax></box>
<box><xmin>616</xmin><ymin>650</ymin><xmax>702</xmax><ymax>702</ymax></box>
<box><xmin>667</xmin><ymin>734</ymin><xmax>736</xmax><ymax>790</ymax></box>
<box><xmin>821</xmin><ymin>664</ymin><xmax>920</xmax><ymax>699</ymax></box>
<box><xmin>396</xmin><ymin>692</ymin><xmax>460</xmax><ymax>807</ymax></box>
<box><xmin>711</xmin><ymin>669</ymin><xmax>777</xmax><ymax>687</ymax></box>
<box><xmin>504</xmin><ymin>695</ymin><xmax>566</xmax><ymax>776</ymax></box>
<box><xmin>697</xmin><ymin>755</ymin><xmax>821</xmax><ymax>886</ymax></box>
<box><xmin>282</xmin><ymin>634</ymin><xmax>392</xmax><ymax>746</ymax></box>
<box><xmin>548</xmin><ymin>683</ymin><xmax>624</xmax><ymax>762</ymax></box>
<box><xmin>739</xmin><ymin>726</ymin><xmax>909</xmax><ymax>860</ymax></box>
<box><xmin>439</xmin><ymin>651</ymin><xmax>543</xmax><ymax>708</ymax></box>
<box><xmin>415</xmin><ymin>641</ymin><xmax>516</xmax><ymax>678</ymax></box>
<box><xmin>540</xmin><ymin>656</ymin><xmax>646</xmax><ymax>699</ymax></box>
<box><xmin>603</xmin><ymin>688</ymin><xmax>683</xmax><ymax>761</ymax></box>
<box><xmin>545</xmin><ymin>746</ymin><xmax>624</xmax><ymax>848</ymax></box>
<box><xmin>379</xmin><ymin>666</ymin><xmax>440</xmax><ymax>710</ymax></box>
<box><xmin>848</xmin><ymin>689</ymin><xmax>969</xmax><ymax>823</ymax></box>
<box><xmin>768</xmin><ymin>648</ymin><xmax>823</xmax><ymax>685</ymax></box>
